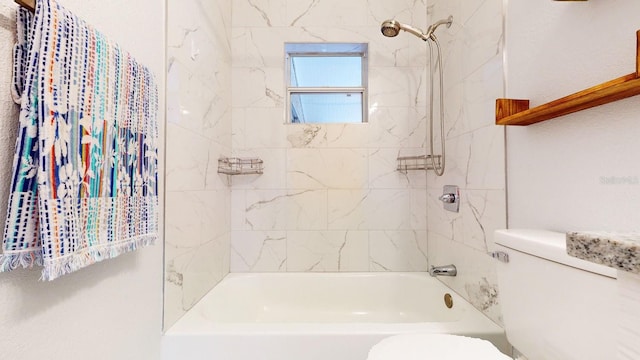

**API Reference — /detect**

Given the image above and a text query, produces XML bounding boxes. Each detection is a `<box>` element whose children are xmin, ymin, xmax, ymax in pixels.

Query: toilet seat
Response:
<box><xmin>367</xmin><ymin>334</ymin><xmax>512</xmax><ymax>360</ymax></box>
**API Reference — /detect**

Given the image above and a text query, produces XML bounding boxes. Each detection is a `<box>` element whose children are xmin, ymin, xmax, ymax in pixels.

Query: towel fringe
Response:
<box><xmin>0</xmin><ymin>250</ymin><xmax>44</xmax><ymax>272</ymax></box>
<box><xmin>40</xmin><ymin>235</ymin><xmax>156</xmax><ymax>281</ymax></box>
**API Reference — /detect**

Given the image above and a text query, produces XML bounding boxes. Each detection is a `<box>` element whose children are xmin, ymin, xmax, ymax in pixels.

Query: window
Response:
<box><xmin>285</xmin><ymin>43</ymin><xmax>368</xmax><ymax>124</ymax></box>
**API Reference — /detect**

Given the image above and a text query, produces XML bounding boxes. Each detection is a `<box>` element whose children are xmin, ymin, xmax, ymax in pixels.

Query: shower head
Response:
<box><xmin>380</xmin><ymin>19</ymin><xmax>429</xmax><ymax>41</ymax></box>
<box><xmin>380</xmin><ymin>20</ymin><xmax>401</xmax><ymax>37</ymax></box>
<box><xmin>380</xmin><ymin>20</ymin><xmax>399</xmax><ymax>37</ymax></box>
<box><xmin>380</xmin><ymin>16</ymin><xmax>453</xmax><ymax>42</ymax></box>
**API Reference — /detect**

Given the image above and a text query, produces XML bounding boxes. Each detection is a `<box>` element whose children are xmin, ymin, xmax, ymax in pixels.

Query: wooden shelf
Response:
<box><xmin>496</xmin><ymin>30</ymin><xmax>640</xmax><ymax>126</ymax></box>
<box><xmin>15</xmin><ymin>0</ymin><xmax>35</xmax><ymax>13</ymax></box>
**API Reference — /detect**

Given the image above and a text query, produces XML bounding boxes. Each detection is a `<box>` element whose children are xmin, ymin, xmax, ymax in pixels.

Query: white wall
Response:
<box><xmin>507</xmin><ymin>2</ymin><xmax>640</xmax><ymax>358</ymax></box>
<box><xmin>506</xmin><ymin>0</ymin><xmax>640</xmax><ymax>232</ymax></box>
<box><xmin>426</xmin><ymin>0</ymin><xmax>506</xmax><ymax>325</ymax></box>
<box><xmin>230</xmin><ymin>0</ymin><xmax>430</xmax><ymax>272</ymax></box>
<box><xmin>619</xmin><ymin>272</ymin><xmax>640</xmax><ymax>359</ymax></box>
<box><xmin>0</xmin><ymin>0</ymin><xmax>164</xmax><ymax>359</ymax></box>
<box><xmin>164</xmin><ymin>0</ymin><xmax>233</xmax><ymax>329</ymax></box>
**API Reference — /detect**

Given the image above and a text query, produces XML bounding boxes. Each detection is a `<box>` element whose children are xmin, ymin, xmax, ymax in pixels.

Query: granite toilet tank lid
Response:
<box><xmin>494</xmin><ymin>229</ymin><xmax>616</xmax><ymax>278</ymax></box>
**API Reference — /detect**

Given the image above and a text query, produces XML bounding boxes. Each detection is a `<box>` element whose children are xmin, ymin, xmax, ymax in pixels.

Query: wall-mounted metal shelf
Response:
<box><xmin>396</xmin><ymin>155</ymin><xmax>441</xmax><ymax>173</ymax></box>
<box><xmin>496</xmin><ymin>30</ymin><xmax>640</xmax><ymax>126</ymax></box>
<box><xmin>218</xmin><ymin>157</ymin><xmax>263</xmax><ymax>175</ymax></box>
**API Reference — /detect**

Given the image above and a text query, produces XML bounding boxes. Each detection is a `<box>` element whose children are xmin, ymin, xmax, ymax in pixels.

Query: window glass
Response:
<box><xmin>290</xmin><ymin>93</ymin><xmax>363</xmax><ymax>124</ymax></box>
<box><xmin>285</xmin><ymin>43</ymin><xmax>368</xmax><ymax>124</ymax></box>
<box><xmin>290</xmin><ymin>57</ymin><xmax>362</xmax><ymax>87</ymax></box>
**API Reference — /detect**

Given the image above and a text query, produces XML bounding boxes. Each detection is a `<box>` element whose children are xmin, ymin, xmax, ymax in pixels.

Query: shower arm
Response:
<box><xmin>424</xmin><ymin>16</ymin><xmax>454</xmax><ymax>40</ymax></box>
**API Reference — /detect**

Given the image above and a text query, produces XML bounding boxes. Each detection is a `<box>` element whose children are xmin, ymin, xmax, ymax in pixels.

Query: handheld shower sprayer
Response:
<box><xmin>380</xmin><ymin>15</ymin><xmax>454</xmax><ymax>177</ymax></box>
<box><xmin>380</xmin><ymin>20</ymin><xmax>426</xmax><ymax>41</ymax></box>
<box><xmin>380</xmin><ymin>16</ymin><xmax>453</xmax><ymax>41</ymax></box>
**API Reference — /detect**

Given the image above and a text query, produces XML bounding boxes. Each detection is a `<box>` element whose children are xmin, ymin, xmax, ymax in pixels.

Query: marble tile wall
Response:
<box><xmin>425</xmin><ymin>0</ymin><xmax>506</xmax><ymax>325</ymax></box>
<box><xmin>164</xmin><ymin>0</ymin><xmax>233</xmax><ymax>329</ymax></box>
<box><xmin>230</xmin><ymin>0</ymin><xmax>430</xmax><ymax>273</ymax></box>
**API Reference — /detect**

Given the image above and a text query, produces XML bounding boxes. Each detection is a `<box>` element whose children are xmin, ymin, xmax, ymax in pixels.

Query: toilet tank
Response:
<box><xmin>494</xmin><ymin>230</ymin><xmax>617</xmax><ymax>360</ymax></box>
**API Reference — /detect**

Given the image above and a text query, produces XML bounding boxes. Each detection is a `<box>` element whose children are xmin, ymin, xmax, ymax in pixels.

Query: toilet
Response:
<box><xmin>367</xmin><ymin>229</ymin><xmax>618</xmax><ymax>360</ymax></box>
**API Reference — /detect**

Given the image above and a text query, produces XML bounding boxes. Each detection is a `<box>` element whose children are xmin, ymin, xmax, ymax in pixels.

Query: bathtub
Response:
<box><xmin>162</xmin><ymin>273</ymin><xmax>509</xmax><ymax>360</ymax></box>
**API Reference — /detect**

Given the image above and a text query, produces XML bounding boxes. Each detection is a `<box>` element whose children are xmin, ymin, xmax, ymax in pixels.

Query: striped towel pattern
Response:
<box><xmin>1</xmin><ymin>0</ymin><xmax>159</xmax><ymax>281</ymax></box>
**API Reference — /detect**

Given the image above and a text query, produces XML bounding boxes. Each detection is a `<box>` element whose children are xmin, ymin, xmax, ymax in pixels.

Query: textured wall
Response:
<box><xmin>164</xmin><ymin>0</ymin><xmax>233</xmax><ymax>329</ymax></box>
<box><xmin>506</xmin><ymin>0</ymin><xmax>640</xmax><ymax>357</ymax></box>
<box><xmin>0</xmin><ymin>0</ymin><xmax>164</xmax><ymax>359</ymax></box>
<box><xmin>506</xmin><ymin>0</ymin><xmax>640</xmax><ymax>232</ymax></box>
<box><xmin>425</xmin><ymin>0</ymin><xmax>506</xmax><ymax>325</ymax></box>
<box><xmin>230</xmin><ymin>0</ymin><xmax>430</xmax><ymax>273</ymax></box>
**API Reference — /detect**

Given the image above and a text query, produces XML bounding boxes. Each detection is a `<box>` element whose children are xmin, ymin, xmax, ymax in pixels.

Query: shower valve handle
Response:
<box><xmin>439</xmin><ymin>193</ymin><xmax>457</xmax><ymax>203</ymax></box>
<box><xmin>439</xmin><ymin>185</ymin><xmax>460</xmax><ymax>213</ymax></box>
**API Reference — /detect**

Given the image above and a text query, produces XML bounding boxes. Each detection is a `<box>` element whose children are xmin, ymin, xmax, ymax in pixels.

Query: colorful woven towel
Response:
<box><xmin>1</xmin><ymin>0</ymin><xmax>159</xmax><ymax>280</ymax></box>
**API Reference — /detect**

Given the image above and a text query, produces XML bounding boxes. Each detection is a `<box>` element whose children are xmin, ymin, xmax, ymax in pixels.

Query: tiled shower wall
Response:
<box><xmin>425</xmin><ymin>0</ymin><xmax>506</xmax><ymax>324</ymax></box>
<box><xmin>230</xmin><ymin>0</ymin><xmax>430</xmax><ymax>272</ymax></box>
<box><xmin>164</xmin><ymin>0</ymin><xmax>507</xmax><ymax>329</ymax></box>
<box><xmin>164</xmin><ymin>0</ymin><xmax>233</xmax><ymax>329</ymax></box>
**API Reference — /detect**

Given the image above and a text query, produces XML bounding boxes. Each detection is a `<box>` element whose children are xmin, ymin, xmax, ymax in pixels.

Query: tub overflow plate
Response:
<box><xmin>444</xmin><ymin>293</ymin><xmax>454</xmax><ymax>309</ymax></box>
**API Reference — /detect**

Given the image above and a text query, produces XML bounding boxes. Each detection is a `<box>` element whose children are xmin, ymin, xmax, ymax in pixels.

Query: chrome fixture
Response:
<box><xmin>381</xmin><ymin>20</ymin><xmax>425</xmax><ymax>40</ymax></box>
<box><xmin>425</xmin><ymin>16</ymin><xmax>454</xmax><ymax>40</ymax></box>
<box><xmin>380</xmin><ymin>16</ymin><xmax>453</xmax><ymax>176</ymax></box>
<box><xmin>490</xmin><ymin>251</ymin><xmax>510</xmax><ymax>263</ymax></box>
<box><xmin>439</xmin><ymin>185</ymin><xmax>460</xmax><ymax>213</ymax></box>
<box><xmin>380</xmin><ymin>16</ymin><xmax>453</xmax><ymax>42</ymax></box>
<box><xmin>429</xmin><ymin>264</ymin><xmax>457</xmax><ymax>277</ymax></box>
<box><xmin>439</xmin><ymin>193</ymin><xmax>456</xmax><ymax>203</ymax></box>
<box><xmin>396</xmin><ymin>154</ymin><xmax>442</xmax><ymax>173</ymax></box>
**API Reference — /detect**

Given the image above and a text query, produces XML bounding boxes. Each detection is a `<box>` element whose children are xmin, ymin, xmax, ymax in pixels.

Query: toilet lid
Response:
<box><xmin>367</xmin><ymin>334</ymin><xmax>512</xmax><ymax>360</ymax></box>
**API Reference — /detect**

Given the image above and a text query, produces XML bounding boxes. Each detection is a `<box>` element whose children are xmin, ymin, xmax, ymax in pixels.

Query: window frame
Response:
<box><xmin>285</xmin><ymin>43</ymin><xmax>369</xmax><ymax>124</ymax></box>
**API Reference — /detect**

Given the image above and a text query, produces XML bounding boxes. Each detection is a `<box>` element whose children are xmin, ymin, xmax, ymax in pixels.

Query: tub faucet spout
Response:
<box><xmin>429</xmin><ymin>264</ymin><xmax>457</xmax><ymax>277</ymax></box>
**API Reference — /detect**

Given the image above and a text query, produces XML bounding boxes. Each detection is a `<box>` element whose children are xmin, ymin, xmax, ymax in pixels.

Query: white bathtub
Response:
<box><xmin>162</xmin><ymin>273</ymin><xmax>509</xmax><ymax>360</ymax></box>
